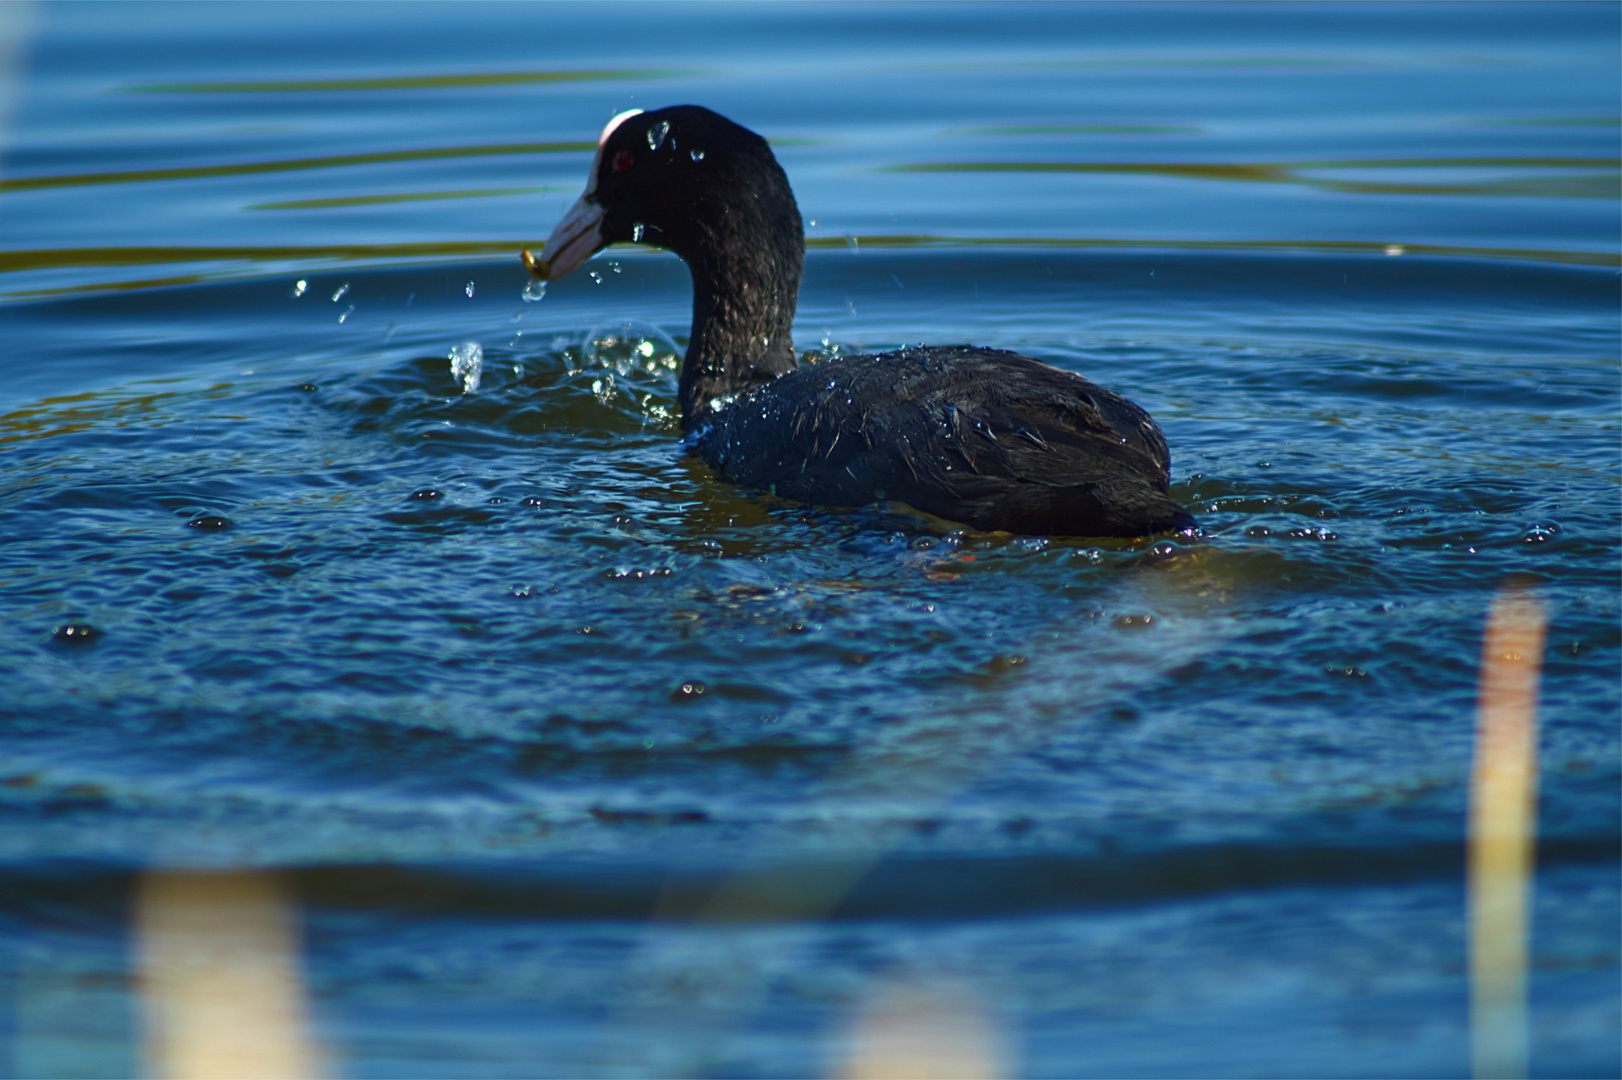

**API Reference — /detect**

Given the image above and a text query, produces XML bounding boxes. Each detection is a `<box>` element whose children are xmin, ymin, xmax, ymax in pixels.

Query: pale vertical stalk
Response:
<box><xmin>135</xmin><ymin>870</ymin><xmax>320</xmax><ymax>1080</ymax></box>
<box><xmin>1469</xmin><ymin>586</ymin><xmax>1545</xmax><ymax>1080</ymax></box>
<box><xmin>837</xmin><ymin>981</ymin><xmax>1008</xmax><ymax>1080</ymax></box>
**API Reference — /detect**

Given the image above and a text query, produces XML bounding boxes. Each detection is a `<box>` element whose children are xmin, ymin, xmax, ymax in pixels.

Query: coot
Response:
<box><xmin>526</xmin><ymin>105</ymin><xmax>1193</xmax><ymax>538</ymax></box>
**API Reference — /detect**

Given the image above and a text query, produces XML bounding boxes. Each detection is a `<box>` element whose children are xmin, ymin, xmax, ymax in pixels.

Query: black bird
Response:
<box><xmin>527</xmin><ymin>105</ymin><xmax>1194</xmax><ymax>538</ymax></box>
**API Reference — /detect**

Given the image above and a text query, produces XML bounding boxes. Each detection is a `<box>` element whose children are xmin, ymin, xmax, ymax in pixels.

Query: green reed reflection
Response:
<box><xmin>125</xmin><ymin>68</ymin><xmax>696</xmax><ymax>94</ymax></box>
<box><xmin>885</xmin><ymin>157</ymin><xmax>1621</xmax><ymax>200</ymax></box>
<box><xmin>0</xmin><ymin>142</ymin><xmax>592</xmax><ymax>194</ymax></box>
<box><xmin>1</xmin><ymin>233</ymin><xmax>1614</xmax><ymax>302</ymax></box>
<box><xmin>250</xmin><ymin>187</ymin><xmax>561</xmax><ymax>211</ymax></box>
<box><xmin>955</xmin><ymin>124</ymin><xmax>1206</xmax><ymax>136</ymax></box>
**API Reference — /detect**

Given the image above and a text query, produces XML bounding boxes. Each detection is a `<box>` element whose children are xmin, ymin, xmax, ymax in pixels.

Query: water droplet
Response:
<box><xmin>647</xmin><ymin>119</ymin><xmax>670</xmax><ymax>151</ymax></box>
<box><xmin>53</xmin><ymin>623</ymin><xmax>101</xmax><ymax>646</ymax></box>
<box><xmin>609</xmin><ymin>262</ymin><xmax>621</xmax><ymax>274</ymax></box>
<box><xmin>588</xmin><ymin>270</ymin><xmax>603</xmax><ymax>284</ymax></box>
<box><xmin>522</xmin><ymin>279</ymin><xmax>547</xmax><ymax>302</ymax></box>
<box><xmin>290</xmin><ymin>279</ymin><xmax>307</xmax><ymax>298</ymax></box>
<box><xmin>465</xmin><ymin>281</ymin><xmax>476</xmax><ymax>298</ymax></box>
<box><xmin>337</xmin><ymin>304</ymin><xmax>356</xmax><ymax>323</ymax></box>
<box><xmin>450</xmin><ymin>341</ymin><xmax>483</xmax><ymax>394</ymax></box>
<box><xmin>670</xmin><ymin>679</ymin><xmax>706</xmax><ymax>701</ymax></box>
<box><xmin>330</xmin><ymin>283</ymin><xmax>349</xmax><ymax>302</ymax></box>
<box><xmin>690</xmin><ymin>148</ymin><xmax>704</xmax><ymax>161</ymax></box>
<box><xmin>631</xmin><ymin>222</ymin><xmax>645</xmax><ymax>242</ymax></box>
<box><xmin>1385</xmin><ymin>244</ymin><xmax>1405</xmax><ymax>256</ymax></box>
<box><xmin>845</xmin><ymin>235</ymin><xmax>859</xmax><ymax>252</ymax></box>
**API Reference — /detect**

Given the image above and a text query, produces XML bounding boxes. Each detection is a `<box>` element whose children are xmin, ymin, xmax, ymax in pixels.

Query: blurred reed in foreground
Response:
<box><xmin>1469</xmin><ymin>584</ymin><xmax>1545</xmax><ymax>1080</ymax></box>
<box><xmin>135</xmin><ymin>870</ymin><xmax>320</xmax><ymax>1080</ymax></box>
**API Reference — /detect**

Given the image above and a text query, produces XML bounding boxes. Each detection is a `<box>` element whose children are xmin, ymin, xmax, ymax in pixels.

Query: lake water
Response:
<box><xmin>0</xmin><ymin>3</ymin><xmax>1617</xmax><ymax>1076</ymax></box>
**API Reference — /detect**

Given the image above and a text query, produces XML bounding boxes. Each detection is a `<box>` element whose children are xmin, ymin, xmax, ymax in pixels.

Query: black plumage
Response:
<box><xmin>532</xmin><ymin>104</ymin><xmax>1193</xmax><ymax>537</ymax></box>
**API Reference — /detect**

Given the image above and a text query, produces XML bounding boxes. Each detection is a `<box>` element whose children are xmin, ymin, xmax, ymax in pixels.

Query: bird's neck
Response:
<box><xmin>677</xmin><ymin>221</ymin><xmax>803</xmax><ymax>430</ymax></box>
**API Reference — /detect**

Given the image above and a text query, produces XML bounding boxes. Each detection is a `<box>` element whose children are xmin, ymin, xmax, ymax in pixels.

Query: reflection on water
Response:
<box><xmin>887</xmin><ymin>157</ymin><xmax>1621</xmax><ymax>201</ymax></box>
<box><xmin>0</xmin><ymin>140</ymin><xmax>594</xmax><ymax>194</ymax></box>
<box><xmin>2</xmin><ymin>234</ymin><xmax>1614</xmax><ymax>304</ymax></box>
<box><xmin>124</xmin><ymin>67</ymin><xmax>699</xmax><ymax>95</ymax></box>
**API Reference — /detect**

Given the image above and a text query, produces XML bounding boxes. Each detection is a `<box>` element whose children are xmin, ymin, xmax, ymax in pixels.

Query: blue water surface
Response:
<box><xmin>0</xmin><ymin>3</ymin><xmax>1618</xmax><ymax>1077</ymax></box>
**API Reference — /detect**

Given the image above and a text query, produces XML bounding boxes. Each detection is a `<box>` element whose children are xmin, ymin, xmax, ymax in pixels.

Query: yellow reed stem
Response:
<box><xmin>135</xmin><ymin>870</ymin><xmax>320</xmax><ymax>1080</ymax></box>
<box><xmin>1469</xmin><ymin>586</ymin><xmax>1545</xmax><ymax>1080</ymax></box>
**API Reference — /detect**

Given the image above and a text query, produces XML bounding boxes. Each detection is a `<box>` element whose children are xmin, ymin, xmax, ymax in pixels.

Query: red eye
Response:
<box><xmin>612</xmin><ymin>151</ymin><xmax>634</xmax><ymax>172</ymax></box>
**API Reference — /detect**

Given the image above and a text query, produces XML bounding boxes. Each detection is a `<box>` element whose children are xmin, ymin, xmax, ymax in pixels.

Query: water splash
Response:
<box><xmin>464</xmin><ymin>281</ymin><xmax>476</xmax><ymax>298</ymax></box>
<box><xmin>449</xmin><ymin>341</ymin><xmax>483</xmax><ymax>394</ymax></box>
<box><xmin>582</xmin><ymin>319</ymin><xmax>681</xmax><ymax>378</ymax></box>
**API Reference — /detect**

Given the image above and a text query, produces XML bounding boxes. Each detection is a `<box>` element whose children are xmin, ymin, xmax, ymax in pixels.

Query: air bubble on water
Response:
<box><xmin>1523</xmin><ymin>524</ymin><xmax>1558</xmax><ymax>544</ymax></box>
<box><xmin>522</xmin><ymin>279</ymin><xmax>547</xmax><ymax>302</ymax></box>
<box><xmin>647</xmin><ymin>120</ymin><xmax>670</xmax><ymax>151</ymax></box>
<box><xmin>690</xmin><ymin>148</ymin><xmax>704</xmax><ymax>161</ymax></box>
<box><xmin>290</xmin><ymin>279</ymin><xmax>307</xmax><ymax>298</ymax></box>
<box><xmin>632</xmin><ymin>222</ymin><xmax>645</xmax><ymax>242</ymax></box>
<box><xmin>450</xmin><ymin>341</ymin><xmax>483</xmax><ymax>394</ymax></box>
<box><xmin>331</xmin><ymin>283</ymin><xmax>349</xmax><ymax>302</ymax></box>
<box><xmin>465</xmin><ymin>281</ymin><xmax>476</xmax><ymax>298</ymax></box>
<box><xmin>337</xmin><ymin>304</ymin><xmax>356</xmax><ymax>323</ymax></box>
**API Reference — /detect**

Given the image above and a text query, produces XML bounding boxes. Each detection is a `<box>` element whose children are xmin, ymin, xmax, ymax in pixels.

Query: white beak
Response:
<box><xmin>536</xmin><ymin>192</ymin><xmax>604</xmax><ymax>281</ymax></box>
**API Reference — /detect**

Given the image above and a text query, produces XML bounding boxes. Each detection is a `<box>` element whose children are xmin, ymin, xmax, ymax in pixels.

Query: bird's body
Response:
<box><xmin>530</xmin><ymin>105</ymin><xmax>1193</xmax><ymax>537</ymax></box>
<box><xmin>694</xmin><ymin>346</ymin><xmax>1180</xmax><ymax>536</ymax></box>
